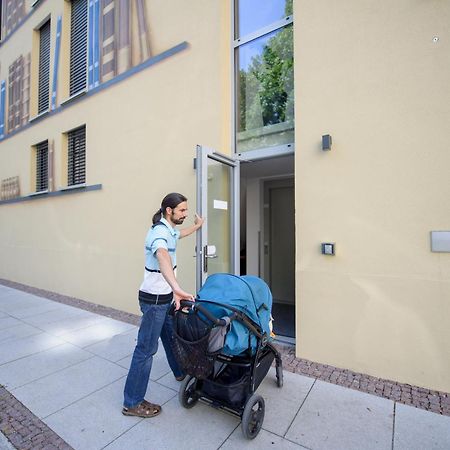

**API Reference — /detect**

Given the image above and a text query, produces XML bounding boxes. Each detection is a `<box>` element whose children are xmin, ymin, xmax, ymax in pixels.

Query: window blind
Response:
<box><xmin>68</xmin><ymin>126</ymin><xmax>86</xmax><ymax>186</ymax></box>
<box><xmin>36</xmin><ymin>140</ymin><xmax>49</xmax><ymax>192</ymax></box>
<box><xmin>70</xmin><ymin>0</ymin><xmax>88</xmax><ymax>96</ymax></box>
<box><xmin>38</xmin><ymin>20</ymin><xmax>51</xmax><ymax>114</ymax></box>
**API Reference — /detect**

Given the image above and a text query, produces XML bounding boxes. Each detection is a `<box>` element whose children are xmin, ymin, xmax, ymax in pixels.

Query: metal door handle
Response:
<box><xmin>203</xmin><ymin>245</ymin><xmax>208</xmax><ymax>272</ymax></box>
<box><xmin>203</xmin><ymin>245</ymin><xmax>218</xmax><ymax>271</ymax></box>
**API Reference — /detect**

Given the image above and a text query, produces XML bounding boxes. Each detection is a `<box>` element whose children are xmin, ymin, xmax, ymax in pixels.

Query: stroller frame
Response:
<box><xmin>175</xmin><ymin>300</ymin><xmax>283</xmax><ymax>439</ymax></box>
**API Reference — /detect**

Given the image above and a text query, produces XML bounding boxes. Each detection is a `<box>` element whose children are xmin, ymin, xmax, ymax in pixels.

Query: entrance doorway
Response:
<box><xmin>240</xmin><ymin>154</ymin><xmax>295</xmax><ymax>339</ymax></box>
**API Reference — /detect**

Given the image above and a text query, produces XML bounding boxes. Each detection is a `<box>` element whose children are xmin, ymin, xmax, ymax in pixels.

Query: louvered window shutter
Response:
<box><xmin>68</xmin><ymin>126</ymin><xmax>86</xmax><ymax>186</ymax></box>
<box><xmin>36</xmin><ymin>140</ymin><xmax>49</xmax><ymax>192</ymax></box>
<box><xmin>70</xmin><ymin>0</ymin><xmax>88</xmax><ymax>96</ymax></box>
<box><xmin>38</xmin><ymin>20</ymin><xmax>51</xmax><ymax>114</ymax></box>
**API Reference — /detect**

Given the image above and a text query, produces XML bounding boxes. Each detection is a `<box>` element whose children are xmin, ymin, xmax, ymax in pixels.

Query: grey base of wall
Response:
<box><xmin>0</xmin><ymin>280</ymin><xmax>449</xmax><ymax>450</ymax></box>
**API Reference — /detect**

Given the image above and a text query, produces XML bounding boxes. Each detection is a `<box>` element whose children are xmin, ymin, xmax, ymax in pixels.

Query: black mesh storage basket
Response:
<box><xmin>172</xmin><ymin>330</ymin><xmax>215</xmax><ymax>379</ymax></box>
<box><xmin>172</xmin><ymin>310</ymin><xmax>215</xmax><ymax>379</ymax></box>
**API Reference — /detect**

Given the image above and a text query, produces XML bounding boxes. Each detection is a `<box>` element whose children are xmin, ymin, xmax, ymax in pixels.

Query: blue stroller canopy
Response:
<box><xmin>197</xmin><ymin>273</ymin><xmax>273</xmax><ymax>355</ymax></box>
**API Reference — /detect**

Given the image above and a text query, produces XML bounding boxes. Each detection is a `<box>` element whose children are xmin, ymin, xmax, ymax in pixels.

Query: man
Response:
<box><xmin>122</xmin><ymin>192</ymin><xmax>204</xmax><ymax>418</ymax></box>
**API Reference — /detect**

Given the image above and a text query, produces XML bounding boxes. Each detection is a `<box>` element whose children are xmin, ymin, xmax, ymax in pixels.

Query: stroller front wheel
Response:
<box><xmin>241</xmin><ymin>394</ymin><xmax>265</xmax><ymax>439</ymax></box>
<box><xmin>179</xmin><ymin>375</ymin><xmax>199</xmax><ymax>409</ymax></box>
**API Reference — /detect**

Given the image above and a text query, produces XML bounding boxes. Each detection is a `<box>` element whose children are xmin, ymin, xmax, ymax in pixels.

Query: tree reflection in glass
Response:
<box><xmin>236</xmin><ymin>24</ymin><xmax>294</xmax><ymax>153</ymax></box>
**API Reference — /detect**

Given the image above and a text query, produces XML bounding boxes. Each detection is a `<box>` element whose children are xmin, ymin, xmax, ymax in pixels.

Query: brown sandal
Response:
<box><xmin>122</xmin><ymin>400</ymin><xmax>162</xmax><ymax>418</ymax></box>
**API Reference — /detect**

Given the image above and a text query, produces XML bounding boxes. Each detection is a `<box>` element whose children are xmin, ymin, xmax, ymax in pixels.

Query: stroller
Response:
<box><xmin>171</xmin><ymin>273</ymin><xmax>283</xmax><ymax>439</ymax></box>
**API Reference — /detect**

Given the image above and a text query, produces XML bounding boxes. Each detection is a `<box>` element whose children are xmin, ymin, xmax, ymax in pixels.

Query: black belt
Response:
<box><xmin>145</xmin><ymin>266</ymin><xmax>176</xmax><ymax>273</ymax></box>
<box><xmin>138</xmin><ymin>290</ymin><xmax>173</xmax><ymax>305</ymax></box>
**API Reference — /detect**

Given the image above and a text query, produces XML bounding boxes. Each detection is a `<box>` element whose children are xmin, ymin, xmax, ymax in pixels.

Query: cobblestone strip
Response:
<box><xmin>0</xmin><ymin>386</ymin><xmax>73</xmax><ymax>450</ymax></box>
<box><xmin>0</xmin><ymin>279</ymin><xmax>449</xmax><ymax>448</ymax></box>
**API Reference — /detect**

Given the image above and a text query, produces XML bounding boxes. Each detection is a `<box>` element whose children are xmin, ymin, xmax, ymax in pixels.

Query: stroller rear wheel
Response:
<box><xmin>241</xmin><ymin>394</ymin><xmax>265</xmax><ymax>439</ymax></box>
<box><xmin>179</xmin><ymin>375</ymin><xmax>199</xmax><ymax>409</ymax></box>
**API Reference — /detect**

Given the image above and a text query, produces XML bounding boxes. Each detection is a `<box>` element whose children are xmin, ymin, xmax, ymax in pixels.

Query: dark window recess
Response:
<box><xmin>38</xmin><ymin>20</ymin><xmax>51</xmax><ymax>114</ymax></box>
<box><xmin>68</xmin><ymin>126</ymin><xmax>86</xmax><ymax>186</ymax></box>
<box><xmin>70</xmin><ymin>0</ymin><xmax>88</xmax><ymax>96</ymax></box>
<box><xmin>36</xmin><ymin>141</ymin><xmax>49</xmax><ymax>192</ymax></box>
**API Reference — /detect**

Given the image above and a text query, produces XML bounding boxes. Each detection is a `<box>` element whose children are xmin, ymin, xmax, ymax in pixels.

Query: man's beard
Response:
<box><xmin>172</xmin><ymin>215</ymin><xmax>185</xmax><ymax>225</ymax></box>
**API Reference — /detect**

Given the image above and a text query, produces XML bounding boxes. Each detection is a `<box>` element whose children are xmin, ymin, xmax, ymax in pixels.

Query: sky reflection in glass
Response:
<box><xmin>236</xmin><ymin>0</ymin><xmax>291</xmax><ymax>39</ymax></box>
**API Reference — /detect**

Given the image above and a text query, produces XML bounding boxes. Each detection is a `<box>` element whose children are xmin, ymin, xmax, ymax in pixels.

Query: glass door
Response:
<box><xmin>196</xmin><ymin>145</ymin><xmax>240</xmax><ymax>290</ymax></box>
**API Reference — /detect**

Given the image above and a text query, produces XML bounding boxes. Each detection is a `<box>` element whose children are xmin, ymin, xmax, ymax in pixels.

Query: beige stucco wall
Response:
<box><xmin>0</xmin><ymin>0</ymin><xmax>231</xmax><ymax>313</ymax></box>
<box><xmin>294</xmin><ymin>0</ymin><xmax>450</xmax><ymax>392</ymax></box>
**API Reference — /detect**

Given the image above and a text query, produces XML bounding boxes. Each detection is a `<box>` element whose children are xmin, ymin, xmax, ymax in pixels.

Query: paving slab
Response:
<box><xmin>0</xmin><ymin>316</ymin><xmax>24</xmax><ymax>331</ymax></box>
<box><xmin>11</xmin><ymin>356</ymin><xmax>127</xmax><ymax>418</ymax></box>
<box><xmin>0</xmin><ymin>290</ymin><xmax>38</xmax><ymax>303</ymax></box>
<box><xmin>114</xmin><ymin>340</ymin><xmax>172</xmax><ymax>381</ymax></box>
<box><xmin>257</xmin><ymin>367</ymin><xmax>315</xmax><ymax>437</ymax></box>
<box><xmin>149</xmin><ymin>348</ymin><xmax>172</xmax><ymax>381</ymax></box>
<box><xmin>0</xmin><ymin>332</ymin><xmax>64</xmax><ymax>365</ymax></box>
<box><xmin>0</xmin><ymin>342</ymin><xmax>93</xmax><ymax>389</ymax></box>
<box><xmin>0</xmin><ymin>322</ymin><xmax>42</xmax><ymax>344</ymax></box>
<box><xmin>155</xmin><ymin>370</ymin><xmax>183</xmax><ymax>391</ymax></box>
<box><xmin>393</xmin><ymin>403</ymin><xmax>450</xmax><ymax>450</ymax></box>
<box><xmin>221</xmin><ymin>427</ymin><xmax>307</xmax><ymax>449</ymax></box>
<box><xmin>286</xmin><ymin>380</ymin><xmax>394</xmax><ymax>450</ymax></box>
<box><xmin>5</xmin><ymin>300</ymin><xmax>68</xmax><ymax>319</ymax></box>
<box><xmin>84</xmin><ymin>327</ymin><xmax>138</xmax><ymax>362</ymax></box>
<box><xmin>0</xmin><ymin>285</ymin><xmax>12</xmax><ymax>293</ymax></box>
<box><xmin>36</xmin><ymin>312</ymin><xmax>111</xmax><ymax>336</ymax></box>
<box><xmin>58</xmin><ymin>318</ymin><xmax>136</xmax><ymax>348</ymax></box>
<box><xmin>103</xmin><ymin>395</ymin><xmax>239</xmax><ymax>450</ymax></box>
<box><xmin>0</xmin><ymin>292</ymin><xmax>63</xmax><ymax>313</ymax></box>
<box><xmin>44</xmin><ymin>377</ymin><xmax>176</xmax><ymax>450</ymax></box>
<box><xmin>19</xmin><ymin>304</ymin><xmax>90</xmax><ymax>327</ymax></box>
<box><xmin>116</xmin><ymin>354</ymin><xmax>132</xmax><ymax>370</ymax></box>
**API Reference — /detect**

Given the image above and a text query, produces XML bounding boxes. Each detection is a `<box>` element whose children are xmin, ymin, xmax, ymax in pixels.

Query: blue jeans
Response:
<box><xmin>123</xmin><ymin>300</ymin><xmax>183</xmax><ymax>408</ymax></box>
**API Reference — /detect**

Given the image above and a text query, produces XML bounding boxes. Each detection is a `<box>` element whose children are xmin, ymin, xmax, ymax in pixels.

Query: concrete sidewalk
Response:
<box><xmin>0</xmin><ymin>284</ymin><xmax>450</xmax><ymax>450</ymax></box>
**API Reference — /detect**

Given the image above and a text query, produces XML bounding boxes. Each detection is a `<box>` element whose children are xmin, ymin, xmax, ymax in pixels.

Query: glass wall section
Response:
<box><xmin>235</xmin><ymin>0</ymin><xmax>293</xmax><ymax>39</ymax></box>
<box><xmin>234</xmin><ymin>0</ymin><xmax>294</xmax><ymax>154</ymax></box>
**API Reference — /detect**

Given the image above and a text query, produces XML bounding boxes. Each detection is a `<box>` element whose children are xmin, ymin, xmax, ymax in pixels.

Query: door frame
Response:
<box><xmin>195</xmin><ymin>145</ymin><xmax>240</xmax><ymax>291</ymax></box>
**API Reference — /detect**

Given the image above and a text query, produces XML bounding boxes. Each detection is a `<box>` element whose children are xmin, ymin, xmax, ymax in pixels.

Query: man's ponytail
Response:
<box><xmin>152</xmin><ymin>207</ymin><xmax>163</xmax><ymax>224</ymax></box>
<box><xmin>152</xmin><ymin>193</ymin><xmax>187</xmax><ymax>224</ymax></box>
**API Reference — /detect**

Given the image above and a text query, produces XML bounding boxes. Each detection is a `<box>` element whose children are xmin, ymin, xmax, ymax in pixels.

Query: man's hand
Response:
<box><xmin>194</xmin><ymin>213</ymin><xmax>205</xmax><ymax>229</ymax></box>
<box><xmin>180</xmin><ymin>213</ymin><xmax>205</xmax><ymax>239</ymax></box>
<box><xmin>173</xmin><ymin>288</ymin><xmax>195</xmax><ymax>310</ymax></box>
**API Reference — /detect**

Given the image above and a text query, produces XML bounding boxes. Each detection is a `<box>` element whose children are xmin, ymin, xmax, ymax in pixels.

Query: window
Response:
<box><xmin>35</xmin><ymin>140</ymin><xmax>48</xmax><ymax>192</ymax></box>
<box><xmin>0</xmin><ymin>0</ymin><xmax>26</xmax><ymax>41</ymax></box>
<box><xmin>38</xmin><ymin>20</ymin><xmax>51</xmax><ymax>114</ymax></box>
<box><xmin>8</xmin><ymin>54</ymin><xmax>31</xmax><ymax>131</ymax></box>
<box><xmin>69</xmin><ymin>0</ymin><xmax>88</xmax><ymax>96</ymax></box>
<box><xmin>67</xmin><ymin>125</ymin><xmax>86</xmax><ymax>186</ymax></box>
<box><xmin>234</xmin><ymin>0</ymin><xmax>294</xmax><ymax>154</ymax></box>
<box><xmin>235</xmin><ymin>0</ymin><xmax>292</xmax><ymax>39</ymax></box>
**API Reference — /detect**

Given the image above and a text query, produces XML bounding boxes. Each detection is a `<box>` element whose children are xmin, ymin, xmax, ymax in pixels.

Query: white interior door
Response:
<box><xmin>196</xmin><ymin>145</ymin><xmax>240</xmax><ymax>290</ymax></box>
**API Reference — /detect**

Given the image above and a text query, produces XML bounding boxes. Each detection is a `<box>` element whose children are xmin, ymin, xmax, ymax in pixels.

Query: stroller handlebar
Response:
<box><xmin>179</xmin><ymin>300</ymin><xmax>229</xmax><ymax>327</ymax></box>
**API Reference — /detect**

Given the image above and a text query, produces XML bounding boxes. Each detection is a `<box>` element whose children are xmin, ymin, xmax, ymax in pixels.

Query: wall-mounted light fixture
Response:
<box><xmin>321</xmin><ymin>242</ymin><xmax>335</xmax><ymax>255</ymax></box>
<box><xmin>322</xmin><ymin>134</ymin><xmax>332</xmax><ymax>151</ymax></box>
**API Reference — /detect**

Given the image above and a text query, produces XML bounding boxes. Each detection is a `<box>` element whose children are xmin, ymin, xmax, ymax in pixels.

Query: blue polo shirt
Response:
<box><xmin>140</xmin><ymin>218</ymin><xmax>180</xmax><ymax>295</ymax></box>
